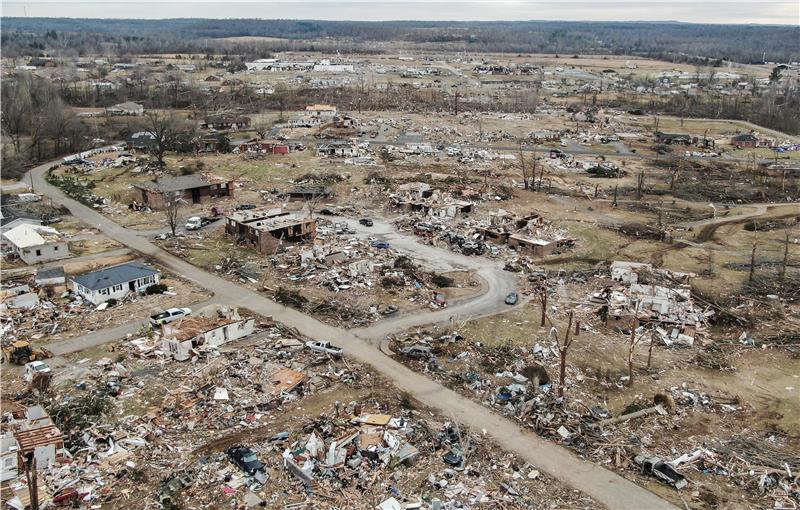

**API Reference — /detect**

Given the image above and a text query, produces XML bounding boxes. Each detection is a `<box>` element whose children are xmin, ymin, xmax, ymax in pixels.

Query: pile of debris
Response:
<box><xmin>589</xmin><ymin>261</ymin><xmax>712</xmax><ymax>345</ymax></box>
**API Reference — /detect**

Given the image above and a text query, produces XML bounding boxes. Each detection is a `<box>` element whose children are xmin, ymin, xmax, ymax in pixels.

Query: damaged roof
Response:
<box><xmin>2</xmin><ymin>224</ymin><xmax>62</xmax><ymax>248</ymax></box>
<box><xmin>135</xmin><ymin>175</ymin><xmax>228</xmax><ymax>193</ymax></box>
<box><xmin>72</xmin><ymin>261</ymin><xmax>159</xmax><ymax>291</ymax></box>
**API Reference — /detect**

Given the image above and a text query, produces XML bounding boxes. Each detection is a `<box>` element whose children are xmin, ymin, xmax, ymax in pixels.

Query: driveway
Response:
<box><xmin>25</xmin><ymin>160</ymin><xmax>676</xmax><ymax>510</ymax></box>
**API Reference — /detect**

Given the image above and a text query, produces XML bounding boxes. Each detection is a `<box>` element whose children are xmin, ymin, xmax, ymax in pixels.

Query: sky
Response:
<box><xmin>1</xmin><ymin>0</ymin><xmax>798</xmax><ymax>25</ymax></box>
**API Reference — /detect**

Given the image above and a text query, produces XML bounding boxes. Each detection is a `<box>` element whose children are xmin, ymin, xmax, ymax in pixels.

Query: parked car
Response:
<box><xmin>235</xmin><ymin>204</ymin><xmax>257</xmax><ymax>211</ymax></box>
<box><xmin>400</xmin><ymin>344</ymin><xmax>432</xmax><ymax>359</ymax></box>
<box><xmin>150</xmin><ymin>307</ymin><xmax>192</xmax><ymax>326</ymax></box>
<box><xmin>305</xmin><ymin>340</ymin><xmax>343</xmax><ymax>358</ymax></box>
<box><xmin>370</xmin><ymin>240</ymin><xmax>390</xmax><ymax>249</ymax></box>
<box><xmin>227</xmin><ymin>446</ymin><xmax>264</xmax><ymax>475</ymax></box>
<box><xmin>359</xmin><ymin>218</ymin><xmax>374</xmax><ymax>227</ymax></box>
<box><xmin>23</xmin><ymin>360</ymin><xmax>52</xmax><ymax>383</ymax></box>
<box><xmin>505</xmin><ymin>292</ymin><xmax>519</xmax><ymax>305</ymax></box>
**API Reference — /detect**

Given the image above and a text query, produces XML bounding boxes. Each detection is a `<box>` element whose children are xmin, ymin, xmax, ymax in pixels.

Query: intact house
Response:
<box><xmin>305</xmin><ymin>104</ymin><xmax>337</xmax><ymax>118</ymax></box>
<box><xmin>201</xmin><ymin>115</ymin><xmax>251</xmax><ymax>130</ymax></box>
<box><xmin>1</xmin><ymin>224</ymin><xmax>70</xmax><ymax>265</ymax></box>
<box><xmin>133</xmin><ymin>175</ymin><xmax>234</xmax><ymax>210</ymax></box>
<box><xmin>162</xmin><ymin>307</ymin><xmax>255</xmax><ymax>361</ymax></box>
<box><xmin>731</xmin><ymin>133</ymin><xmax>774</xmax><ymax>149</ymax></box>
<box><xmin>71</xmin><ymin>261</ymin><xmax>160</xmax><ymax>305</ymax></box>
<box><xmin>287</xmin><ymin>185</ymin><xmax>332</xmax><ymax>202</ymax></box>
<box><xmin>226</xmin><ymin>208</ymin><xmax>316</xmax><ymax>255</ymax></box>
<box><xmin>731</xmin><ymin>134</ymin><xmax>758</xmax><ymax>148</ymax></box>
<box><xmin>106</xmin><ymin>102</ymin><xmax>144</xmax><ymax>116</ymax></box>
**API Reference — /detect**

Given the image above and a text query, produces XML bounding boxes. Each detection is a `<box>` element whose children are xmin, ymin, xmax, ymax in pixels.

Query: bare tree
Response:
<box><xmin>144</xmin><ymin>111</ymin><xmax>190</xmax><ymax>167</ymax></box>
<box><xmin>627</xmin><ymin>326</ymin><xmax>643</xmax><ymax>385</ymax></box>
<box><xmin>518</xmin><ymin>143</ymin><xmax>530</xmax><ymax>190</ymax></box>
<box><xmin>780</xmin><ymin>230</ymin><xmax>791</xmax><ymax>281</ymax></box>
<box><xmin>163</xmin><ymin>191</ymin><xmax>183</xmax><ymax>237</ymax></box>
<box><xmin>553</xmin><ymin>311</ymin><xmax>576</xmax><ymax>398</ymax></box>
<box><xmin>538</xmin><ymin>286</ymin><xmax>547</xmax><ymax>327</ymax></box>
<box><xmin>748</xmin><ymin>238</ymin><xmax>759</xmax><ymax>282</ymax></box>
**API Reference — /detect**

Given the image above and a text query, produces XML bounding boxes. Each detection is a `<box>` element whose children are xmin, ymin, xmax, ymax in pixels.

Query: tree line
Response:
<box><xmin>2</xmin><ymin>18</ymin><xmax>798</xmax><ymax>64</ymax></box>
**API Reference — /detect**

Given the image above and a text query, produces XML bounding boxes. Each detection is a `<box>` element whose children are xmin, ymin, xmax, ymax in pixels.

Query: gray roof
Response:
<box><xmin>72</xmin><ymin>262</ymin><xmax>159</xmax><ymax>291</ymax></box>
<box><xmin>135</xmin><ymin>175</ymin><xmax>218</xmax><ymax>193</ymax></box>
<box><xmin>36</xmin><ymin>266</ymin><xmax>66</xmax><ymax>280</ymax></box>
<box><xmin>0</xmin><ymin>207</ymin><xmax>42</xmax><ymax>227</ymax></box>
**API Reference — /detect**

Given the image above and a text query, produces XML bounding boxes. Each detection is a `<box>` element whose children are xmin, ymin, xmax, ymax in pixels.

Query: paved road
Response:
<box><xmin>337</xmin><ymin>216</ymin><xmax>519</xmax><ymax>341</ymax></box>
<box><xmin>26</xmin><ymin>160</ymin><xmax>676</xmax><ymax>510</ymax></box>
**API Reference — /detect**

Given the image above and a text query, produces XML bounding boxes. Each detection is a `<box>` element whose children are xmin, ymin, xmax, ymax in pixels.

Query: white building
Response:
<box><xmin>162</xmin><ymin>307</ymin><xmax>255</xmax><ymax>361</ymax></box>
<box><xmin>2</xmin><ymin>224</ymin><xmax>70</xmax><ymax>265</ymax></box>
<box><xmin>71</xmin><ymin>261</ymin><xmax>160</xmax><ymax>305</ymax></box>
<box><xmin>0</xmin><ymin>432</ymin><xmax>19</xmax><ymax>482</ymax></box>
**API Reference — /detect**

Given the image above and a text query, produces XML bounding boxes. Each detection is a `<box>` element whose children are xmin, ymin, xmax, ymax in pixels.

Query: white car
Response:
<box><xmin>305</xmin><ymin>340</ymin><xmax>343</xmax><ymax>358</ymax></box>
<box><xmin>24</xmin><ymin>361</ymin><xmax>52</xmax><ymax>383</ymax></box>
<box><xmin>185</xmin><ymin>217</ymin><xmax>203</xmax><ymax>230</ymax></box>
<box><xmin>150</xmin><ymin>307</ymin><xmax>192</xmax><ymax>326</ymax></box>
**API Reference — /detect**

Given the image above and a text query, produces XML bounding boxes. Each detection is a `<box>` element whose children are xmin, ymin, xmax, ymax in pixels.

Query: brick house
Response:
<box><xmin>133</xmin><ymin>175</ymin><xmax>234</xmax><ymax>210</ymax></box>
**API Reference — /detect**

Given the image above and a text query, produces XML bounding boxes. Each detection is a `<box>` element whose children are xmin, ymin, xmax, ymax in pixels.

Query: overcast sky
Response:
<box><xmin>2</xmin><ymin>1</ymin><xmax>798</xmax><ymax>25</ymax></box>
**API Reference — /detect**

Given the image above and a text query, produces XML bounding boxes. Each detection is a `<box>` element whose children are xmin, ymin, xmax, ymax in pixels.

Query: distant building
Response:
<box><xmin>107</xmin><ymin>102</ymin><xmax>144</xmax><ymax>116</ymax></box>
<box><xmin>71</xmin><ymin>261</ymin><xmax>160</xmax><ymax>305</ymax></box>
<box><xmin>655</xmin><ymin>132</ymin><xmax>694</xmax><ymax>145</ymax></box>
<box><xmin>201</xmin><ymin>115</ymin><xmax>251</xmax><ymax>130</ymax></box>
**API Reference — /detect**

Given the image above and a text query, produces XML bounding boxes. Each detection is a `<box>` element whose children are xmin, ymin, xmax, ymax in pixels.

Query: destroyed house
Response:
<box><xmin>226</xmin><ymin>209</ymin><xmax>316</xmax><ymax>254</ymax></box>
<box><xmin>202</xmin><ymin>115</ymin><xmax>251</xmax><ymax>130</ymax></box>
<box><xmin>71</xmin><ymin>261</ymin><xmax>160</xmax><ymax>305</ymax></box>
<box><xmin>2</xmin><ymin>224</ymin><xmax>70</xmax><ymax>265</ymax></box>
<box><xmin>134</xmin><ymin>175</ymin><xmax>234</xmax><ymax>210</ymax></box>
<box><xmin>600</xmin><ymin>261</ymin><xmax>703</xmax><ymax>340</ymax></box>
<box><xmin>162</xmin><ymin>309</ymin><xmax>255</xmax><ymax>361</ymax></box>
<box><xmin>0</xmin><ymin>207</ymin><xmax>43</xmax><ymax>232</ymax></box>
<box><xmin>197</xmin><ymin>132</ymin><xmax>230</xmax><ymax>152</ymax></box>
<box><xmin>316</xmin><ymin>140</ymin><xmax>358</xmax><ymax>157</ymax></box>
<box><xmin>126</xmin><ymin>131</ymin><xmax>157</xmax><ymax>151</ymax></box>
<box><xmin>655</xmin><ymin>132</ymin><xmax>695</xmax><ymax>145</ymax></box>
<box><xmin>106</xmin><ymin>102</ymin><xmax>144</xmax><ymax>116</ymax></box>
<box><xmin>287</xmin><ymin>186</ymin><xmax>332</xmax><ymax>201</ymax></box>
<box><xmin>13</xmin><ymin>406</ymin><xmax>64</xmax><ymax>471</ymax></box>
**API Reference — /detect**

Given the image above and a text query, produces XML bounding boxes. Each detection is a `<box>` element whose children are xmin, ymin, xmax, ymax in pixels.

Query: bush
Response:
<box><xmin>145</xmin><ymin>284</ymin><xmax>168</xmax><ymax>295</ymax></box>
<box><xmin>275</xmin><ymin>287</ymin><xmax>308</xmax><ymax>308</ymax></box>
<box><xmin>431</xmin><ymin>274</ymin><xmax>455</xmax><ymax>288</ymax></box>
<box><xmin>106</xmin><ymin>298</ymin><xmax>118</xmax><ymax>307</ymax></box>
<box><xmin>381</xmin><ymin>276</ymin><xmax>404</xmax><ymax>288</ymax></box>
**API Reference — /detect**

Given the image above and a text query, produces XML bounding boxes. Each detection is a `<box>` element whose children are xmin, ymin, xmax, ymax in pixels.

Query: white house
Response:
<box><xmin>2</xmin><ymin>224</ymin><xmax>70</xmax><ymax>265</ymax></box>
<box><xmin>162</xmin><ymin>307</ymin><xmax>255</xmax><ymax>361</ymax></box>
<box><xmin>305</xmin><ymin>104</ymin><xmax>337</xmax><ymax>118</ymax></box>
<box><xmin>71</xmin><ymin>261</ymin><xmax>160</xmax><ymax>305</ymax></box>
